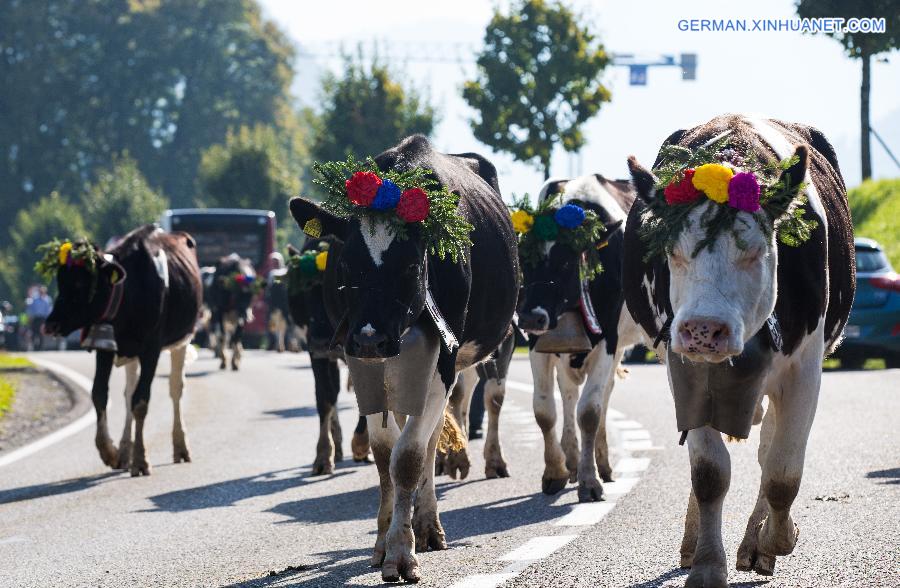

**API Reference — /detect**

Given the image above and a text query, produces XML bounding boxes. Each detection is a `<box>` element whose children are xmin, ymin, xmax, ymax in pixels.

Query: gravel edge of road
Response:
<box><xmin>0</xmin><ymin>361</ymin><xmax>92</xmax><ymax>457</ymax></box>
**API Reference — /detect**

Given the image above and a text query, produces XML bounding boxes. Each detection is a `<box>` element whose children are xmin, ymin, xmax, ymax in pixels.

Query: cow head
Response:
<box><xmin>44</xmin><ymin>243</ymin><xmax>116</xmax><ymax>337</ymax></box>
<box><xmin>628</xmin><ymin>146</ymin><xmax>808</xmax><ymax>362</ymax></box>
<box><xmin>518</xmin><ymin>219</ymin><xmax>621</xmax><ymax>334</ymax></box>
<box><xmin>212</xmin><ymin>254</ymin><xmax>257</xmax><ymax>319</ymax></box>
<box><xmin>290</xmin><ymin>197</ymin><xmax>427</xmax><ymax>360</ymax></box>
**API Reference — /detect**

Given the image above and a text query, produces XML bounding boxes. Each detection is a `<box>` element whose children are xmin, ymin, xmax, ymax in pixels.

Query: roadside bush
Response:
<box><xmin>848</xmin><ymin>178</ymin><xmax>900</xmax><ymax>269</ymax></box>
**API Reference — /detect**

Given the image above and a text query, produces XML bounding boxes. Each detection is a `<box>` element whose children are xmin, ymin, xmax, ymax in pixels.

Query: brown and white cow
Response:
<box><xmin>624</xmin><ymin>115</ymin><xmax>855</xmax><ymax>586</ymax></box>
<box><xmin>517</xmin><ymin>174</ymin><xmax>639</xmax><ymax>501</ymax></box>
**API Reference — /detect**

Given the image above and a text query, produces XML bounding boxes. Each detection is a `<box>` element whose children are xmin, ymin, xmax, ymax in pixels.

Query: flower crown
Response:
<box><xmin>35</xmin><ymin>238</ymin><xmax>107</xmax><ymax>299</ymax></box>
<box><xmin>222</xmin><ymin>270</ymin><xmax>263</xmax><ymax>295</ymax></box>
<box><xmin>638</xmin><ymin>137</ymin><xmax>818</xmax><ymax>262</ymax></box>
<box><xmin>310</xmin><ymin>156</ymin><xmax>474</xmax><ymax>263</ymax></box>
<box><xmin>287</xmin><ymin>242</ymin><xmax>329</xmax><ymax>294</ymax></box>
<box><xmin>509</xmin><ymin>194</ymin><xmax>608</xmax><ymax>280</ymax></box>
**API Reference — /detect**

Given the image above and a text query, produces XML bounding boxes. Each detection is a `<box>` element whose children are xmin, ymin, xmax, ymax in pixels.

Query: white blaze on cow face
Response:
<box><xmin>669</xmin><ymin>201</ymin><xmax>777</xmax><ymax>362</ymax></box>
<box><xmin>359</xmin><ymin>216</ymin><xmax>395</xmax><ymax>267</ymax></box>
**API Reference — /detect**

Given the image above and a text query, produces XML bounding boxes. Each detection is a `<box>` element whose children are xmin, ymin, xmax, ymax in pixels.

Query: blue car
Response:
<box><xmin>834</xmin><ymin>238</ymin><xmax>900</xmax><ymax>369</ymax></box>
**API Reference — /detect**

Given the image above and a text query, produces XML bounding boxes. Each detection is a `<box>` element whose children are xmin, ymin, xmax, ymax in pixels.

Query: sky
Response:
<box><xmin>259</xmin><ymin>0</ymin><xmax>900</xmax><ymax>200</ymax></box>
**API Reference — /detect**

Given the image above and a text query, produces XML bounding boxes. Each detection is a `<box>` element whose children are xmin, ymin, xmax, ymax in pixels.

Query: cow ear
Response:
<box><xmin>778</xmin><ymin>144</ymin><xmax>808</xmax><ymax>194</ymax></box>
<box><xmin>289</xmin><ymin>197</ymin><xmax>348</xmax><ymax>241</ymax></box>
<box><xmin>627</xmin><ymin>156</ymin><xmax>657</xmax><ymax>203</ymax></box>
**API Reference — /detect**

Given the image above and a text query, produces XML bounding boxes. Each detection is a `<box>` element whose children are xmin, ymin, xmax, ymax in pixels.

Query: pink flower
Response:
<box><xmin>728</xmin><ymin>172</ymin><xmax>761</xmax><ymax>212</ymax></box>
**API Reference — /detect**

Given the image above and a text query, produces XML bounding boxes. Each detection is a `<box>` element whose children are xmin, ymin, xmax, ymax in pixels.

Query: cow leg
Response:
<box><xmin>680</xmin><ymin>490</ymin><xmax>700</xmax><ymax>568</ymax></box>
<box><xmin>115</xmin><ymin>360</ymin><xmax>139</xmax><ymax>469</ymax></box>
<box><xmin>352</xmin><ymin>415</ymin><xmax>371</xmax><ymax>462</ymax></box>
<box><xmin>483</xmin><ymin>375</ymin><xmax>509</xmax><ymax>478</ymax></box>
<box><xmin>231</xmin><ymin>321</ymin><xmax>243</xmax><ymax>371</ymax></box>
<box><xmin>215</xmin><ymin>322</ymin><xmax>227</xmax><ymax>370</ymax></box>
<box><xmin>330</xmin><ymin>360</ymin><xmax>344</xmax><ymax>462</ymax></box>
<box><xmin>169</xmin><ymin>344</ymin><xmax>191</xmax><ymax>463</ymax></box>
<box><xmin>684</xmin><ymin>426</ymin><xmax>730</xmax><ymax>588</ymax></box>
<box><xmin>413</xmin><ymin>412</ymin><xmax>448</xmax><ymax>553</ymax></box>
<box><xmin>575</xmin><ymin>344</ymin><xmax>620</xmax><ymax>502</ymax></box>
<box><xmin>368</xmin><ymin>410</ymin><xmax>401</xmax><ymax>568</ymax></box>
<box><xmin>436</xmin><ymin>365</ymin><xmax>475</xmax><ymax>479</ymax></box>
<box><xmin>92</xmin><ymin>350</ymin><xmax>118</xmax><ymax>468</ymax></box>
<box><xmin>531</xmin><ymin>351</ymin><xmax>568</xmax><ymax>494</ymax></box>
<box><xmin>736</xmin><ymin>399</ymin><xmax>776</xmax><ymax>573</ymax></box>
<box><xmin>311</xmin><ymin>357</ymin><xmax>340</xmax><ymax>475</ymax></box>
<box><xmin>130</xmin><ymin>348</ymin><xmax>161</xmax><ymax>477</ymax></box>
<box><xmin>382</xmin><ymin>372</ymin><xmax>448</xmax><ymax>583</ymax></box>
<box><xmin>557</xmin><ymin>359</ymin><xmax>580</xmax><ymax>484</ymax></box>
<box><xmin>741</xmin><ymin>346</ymin><xmax>822</xmax><ymax>576</ymax></box>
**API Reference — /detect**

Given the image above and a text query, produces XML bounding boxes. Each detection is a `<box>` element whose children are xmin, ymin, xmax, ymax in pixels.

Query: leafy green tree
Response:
<box><xmin>5</xmin><ymin>193</ymin><xmax>90</xmax><ymax>302</ymax></box>
<box><xmin>312</xmin><ymin>53</ymin><xmax>439</xmax><ymax>166</ymax></box>
<box><xmin>82</xmin><ymin>154</ymin><xmax>169</xmax><ymax>245</ymax></box>
<box><xmin>463</xmin><ymin>0</ymin><xmax>611</xmax><ymax>179</ymax></box>
<box><xmin>198</xmin><ymin>124</ymin><xmax>303</xmax><ymax>212</ymax></box>
<box><xmin>0</xmin><ymin>0</ymin><xmax>297</xmax><ymax>244</ymax></box>
<box><xmin>796</xmin><ymin>1</ymin><xmax>900</xmax><ymax>179</ymax></box>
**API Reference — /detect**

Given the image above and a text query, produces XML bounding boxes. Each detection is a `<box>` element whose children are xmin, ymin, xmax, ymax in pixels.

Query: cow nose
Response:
<box><xmin>676</xmin><ymin>318</ymin><xmax>731</xmax><ymax>355</ymax></box>
<box><xmin>518</xmin><ymin>308</ymin><xmax>550</xmax><ymax>333</ymax></box>
<box><xmin>351</xmin><ymin>330</ymin><xmax>389</xmax><ymax>358</ymax></box>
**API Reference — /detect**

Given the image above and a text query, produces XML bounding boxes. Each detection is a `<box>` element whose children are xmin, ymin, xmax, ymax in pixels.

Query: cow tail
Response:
<box><xmin>437</xmin><ymin>407</ymin><xmax>467</xmax><ymax>454</ymax></box>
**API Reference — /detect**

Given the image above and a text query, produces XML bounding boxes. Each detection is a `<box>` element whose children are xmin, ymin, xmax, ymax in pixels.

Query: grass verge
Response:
<box><xmin>848</xmin><ymin>178</ymin><xmax>900</xmax><ymax>269</ymax></box>
<box><xmin>0</xmin><ymin>375</ymin><xmax>15</xmax><ymax>418</ymax></box>
<box><xmin>0</xmin><ymin>354</ymin><xmax>34</xmax><ymax>370</ymax></box>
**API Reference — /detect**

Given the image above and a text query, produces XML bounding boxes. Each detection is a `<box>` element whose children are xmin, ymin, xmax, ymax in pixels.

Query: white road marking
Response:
<box><xmin>447</xmin><ymin>378</ymin><xmax>655</xmax><ymax>588</ymax></box>
<box><xmin>499</xmin><ymin>535</ymin><xmax>578</xmax><ymax>561</ymax></box>
<box><xmin>0</xmin><ymin>357</ymin><xmax>94</xmax><ymax>469</ymax></box>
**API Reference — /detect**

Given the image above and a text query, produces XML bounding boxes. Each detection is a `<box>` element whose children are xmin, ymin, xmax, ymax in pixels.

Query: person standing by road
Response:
<box><xmin>25</xmin><ymin>285</ymin><xmax>52</xmax><ymax>351</ymax></box>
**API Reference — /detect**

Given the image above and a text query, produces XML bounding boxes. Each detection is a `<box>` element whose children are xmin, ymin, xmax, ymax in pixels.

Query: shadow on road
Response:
<box><xmin>0</xmin><ymin>471</ymin><xmax>121</xmax><ymax>505</ymax></box>
<box><xmin>626</xmin><ymin>567</ymin><xmax>768</xmax><ymax>588</ymax></box>
<box><xmin>262</xmin><ymin>406</ymin><xmax>320</xmax><ymax>419</ymax></box>
<box><xmin>143</xmin><ymin>467</ymin><xmax>355</xmax><ymax>513</ymax></box>
<box><xmin>224</xmin><ymin>547</ymin><xmax>373</xmax><ymax>588</ymax></box>
<box><xmin>866</xmin><ymin>467</ymin><xmax>900</xmax><ymax>485</ymax></box>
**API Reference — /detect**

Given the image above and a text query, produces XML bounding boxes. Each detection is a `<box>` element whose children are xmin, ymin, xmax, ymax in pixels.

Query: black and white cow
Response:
<box><xmin>286</xmin><ymin>242</ymin><xmax>370</xmax><ymax>475</ymax></box>
<box><xmin>44</xmin><ymin>225</ymin><xmax>202</xmax><ymax>476</ymax></box>
<box><xmin>207</xmin><ymin>253</ymin><xmax>256</xmax><ymax>371</ymax></box>
<box><xmin>289</xmin><ymin>135</ymin><xmax>519</xmax><ymax>583</ymax></box>
<box><xmin>517</xmin><ymin>174</ymin><xmax>639</xmax><ymax>501</ymax></box>
<box><xmin>624</xmin><ymin>115</ymin><xmax>855</xmax><ymax>586</ymax></box>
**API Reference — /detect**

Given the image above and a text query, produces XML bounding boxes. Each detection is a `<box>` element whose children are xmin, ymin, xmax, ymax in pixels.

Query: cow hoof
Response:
<box><xmin>173</xmin><ymin>448</ymin><xmax>191</xmax><ymax>464</ymax></box>
<box><xmin>599</xmin><ymin>465</ymin><xmax>614</xmax><ymax>483</ymax></box>
<box><xmin>382</xmin><ymin>555</ymin><xmax>420</xmax><ymax>583</ymax></box>
<box><xmin>444</xmin><ymin>448</ymin><xmax>471</xmax><ymax>480</ymax></box>
<box><xmin>568</xmin><ymin>470</ymin><xmax>578</xmax><ymax>483</ymax></box>
<box><xmin>311</xmin><ymin>457</ymin><xmax>335</xmax><ymax>476</ymax></box>
<box><xmin>334</xmin><ymin>445</ymin><xmax>344</xmax><ymax>462</ymax></box>
<box><xmin>684</xmin><ymin>562</ymin><xmax>728</xmax><ymax>588</ymax></box>
<box><xmin>370</xmin><ymin>544</ymin><xmax>385</xmax><ymax>568</ymax></box>
<box><xmin>577</xmin><ymin>479</ymin><xmax>604</xmax><ymax>502</ymax></box>
<box><xmin>219</xmin><ymin>361</ymin><xmax>226</xmax><ymax>370</ymax></box>
<box><xmin>130</xmin><ymin>461</ymin><xmax>151</xmax><ymax>477</ymax></box>
<box><xmin>96</xmin><ymin>439</ymin><xmax>119</xmax><ymax>469</ymax></box>
<box><xmin>413</xmin><ymin>514</ymin><xmax>447</xmax><ymax>552</ymax></box>
<box><xmin>351</xmin><ymin>432</ymin><xmax>370</xmax><ymax>462</ymax></box>
<box><xmin>115</xmin><ymin>441</ymin><xmax>132</xmax><ymax>470</ymax></box>
<box><xmin>757</xmin><ymin>517</ymin><xmax>799</xmax><ymax>556</ymax></box>
<box><xmin>542</xmin><ymin>476</ymin><xmax>568</xmax><ymax>495</ymax></box>
<box><xmin>485</xmin><ymin>461</ymin><xmax>510</xmax><ymax>479</ymax></box>
<box><xmin>680</xmin><ymin>552</ymin><xmax>694</xmax><ymax>569</ymax></box>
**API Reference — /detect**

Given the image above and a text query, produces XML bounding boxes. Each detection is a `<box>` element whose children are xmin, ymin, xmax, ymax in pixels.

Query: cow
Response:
<box><xmin>43</xmin><ymin>224</ymin><xmax>202</xmax><ymax>476</ymax></box>
<box><xmin>288</xmin><ymin>135</ymin><xmax>519</xmax><ymax>583</ymax></box>
<box><xmin>286</xmin><ymin>242</ymin><xmax>370</xmax><ymax>474</ymax></box>
<box><xmin>516</xmin><ymin>174</ymin><xmax>640</xmax><ymax>501</ymax></box>
<box><xmin>207</xmin><ymin>253</ymin><xmax>256</xmax><ymax>371</ymax></box>
<box><xmin>437</xmin><ymin>330</ymin><xmax>515</xmax><ymax>479</ymax></box>
<box><xmin>624</xmin><ymin>114</ymin><xmax>854</xmax><ymax>587</ymax></box>
<box><xmin>265</xmin><ymin>252</ymin><xmax>293</xmax><ymax>353</ymax></box>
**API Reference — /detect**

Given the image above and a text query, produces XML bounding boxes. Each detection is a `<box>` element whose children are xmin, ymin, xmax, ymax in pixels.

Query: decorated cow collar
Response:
<box><xmin>509</xmin><ymin>193</ymin><xmax>608</xmax><ymax>281</ymax></box>
<box><xmin>308</xmin><ymin>156</ymin><xmax>474</xmax><ymax>263</ymax></box>
<box><xmin>286</xmin><ymin>242</ymin><xmax>329</xmax><ymax>295</ymax></box>
<box><xmin>638</xmin><ymin>133</ymin><xmax>818</xmax><ymax>262</ymax></box>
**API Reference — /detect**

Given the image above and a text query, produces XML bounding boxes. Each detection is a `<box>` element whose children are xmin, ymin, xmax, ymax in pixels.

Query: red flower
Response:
<box><xmin>664</xmin><ymin>168</ymin><xmax>702</xmax><ymax>205</ymax></box>
<box><xmin>396</xmin><ymin>187</ymin><xmax>430</xmax><ymax>223</ymax></box>
<box><xmin>345</xmin><ymin>171</ymin><xmax>382</xmax><ymax>206</ymax></box>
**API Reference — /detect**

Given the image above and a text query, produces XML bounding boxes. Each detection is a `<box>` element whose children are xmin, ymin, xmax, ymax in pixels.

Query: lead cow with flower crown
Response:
<box><xmin>289</xmin><ymin>135</ymin><xmax>518</xmax><ymax>583</ymax></box>
<box><xmin>624</xmin><ymin>115</ymin><xmax>855</xmax><ymax>587</ymax></box>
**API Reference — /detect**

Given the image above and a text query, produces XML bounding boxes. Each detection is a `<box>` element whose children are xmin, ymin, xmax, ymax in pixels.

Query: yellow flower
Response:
<box><xmin>692</xmin><ymin>163</ymin><xmax>733</xmax><ymax>203</ymax></box>
<box><xmin>58</xmin><ymin>241</ymin><xmax>72</xmax><ymax>265</ymax></box>
<box><xmin>511</xmin><ymin>210</ymin><xmax>534</xmax><ymax>234</ymax></box>
<box><xmin>315</xmin><ymin>250</ymin><xmax>328</xmax><ymax>272</ymax></box>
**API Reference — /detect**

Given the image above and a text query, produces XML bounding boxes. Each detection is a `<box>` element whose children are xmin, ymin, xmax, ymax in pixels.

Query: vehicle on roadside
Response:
<box><xmin>160</xmin><ymin>208</ymin><xmax>276</xmax><ymax>348</ymax></box>
<box><xmin>834</xmin><ymin>238</ymin><xmax>900</xmax><ymax>369</ymax></box>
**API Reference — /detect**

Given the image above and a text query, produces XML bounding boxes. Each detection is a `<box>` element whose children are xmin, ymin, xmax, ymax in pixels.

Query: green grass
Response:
<box><xmin>848</xmin><ymin>178</ymin><xmax>900</xmax><ymax>269</ymax></box>
<box><xmin>0</xmin><ymin>375</ymin><xmax>15</xmax><ymax>418</ymax></box>
<box><xmin>0</xmin><ymin>354</ymin><xmax>34</xmax><ymax>370</ymax></box>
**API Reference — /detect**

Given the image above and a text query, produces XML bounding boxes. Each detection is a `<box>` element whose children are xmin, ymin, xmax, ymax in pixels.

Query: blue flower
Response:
<box><xmin>372</xmin><ymin>179</ymin><xmax>402</xmax><ymax>210</ymax></box>
<box><xmin>554</xmin><ymin>204</ymin><xmax>586</xmax><ymax>229</ymax></box>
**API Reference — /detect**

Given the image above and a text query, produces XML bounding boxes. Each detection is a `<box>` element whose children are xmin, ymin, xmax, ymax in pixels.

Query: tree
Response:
<box><xmin>81</xmin><ymin>154</ymin><xmax>169</xmax><ymax>245</ymax></box>
<box><xmin>198</xmin><ymin>124</ymin><xmax>303</xmax><ymax>212</ymax></box>
<box><xmin>5</xmin><ymin>193</ymin><xmax>90</xmax><ymax>303</ymax></box>
<box><xmin>463</xmin><ymin>0</ymin><xmax>611</xmax><ymax>179</ymax></box>
<box><xmin>796</xmin><ymin>1</ymin><xmax>900</xmax><ymax>179</ymax></box>
<box><xmin>0</xmin><ymin>0</ymin><xmax>297</xmax><ymax>244</ymax></box>
<box><xmin>312</xmin><ymin>53</ymin><xmax>439</xmax><ymax>166</ymax></box>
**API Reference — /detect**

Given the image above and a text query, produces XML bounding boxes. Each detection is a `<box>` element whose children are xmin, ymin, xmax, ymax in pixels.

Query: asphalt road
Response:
<box><xmin>0</xmin><ymin>350</ymin><xmax>897</xmax><ymax>587</ymax></box>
